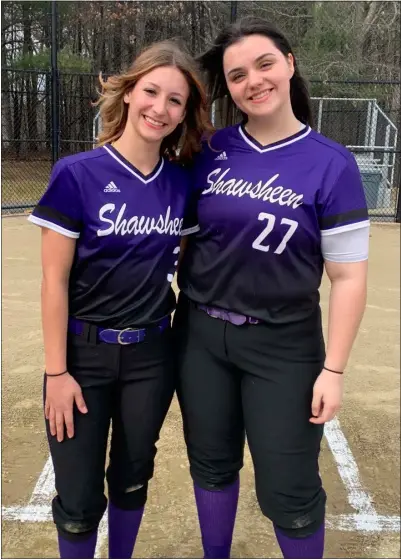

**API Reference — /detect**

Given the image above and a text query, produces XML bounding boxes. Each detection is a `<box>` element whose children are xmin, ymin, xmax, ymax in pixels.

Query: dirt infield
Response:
<box><xmin>2</xmin><ymin>217</ymin><xmax>400</xmax><ymax>558</ymax></box>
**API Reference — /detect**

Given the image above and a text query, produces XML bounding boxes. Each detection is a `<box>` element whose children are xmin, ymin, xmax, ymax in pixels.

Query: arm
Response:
<box><xmin>41</xmin><ymin>228</ymin><xmax>75</xmax><ymax>374</ymax></box>
<box><xmin>41</xmin><ymin>229</ymin><xmax>87</xmax><ymax>441</ymax></box>
<box><xmin>310</xmin><ymin>224</ymin><xmax>369</xmax><ymax>424</ymax></box>
<box><xmin>309</xmin><ymin>260</ymin><xmax>368</xmax><ymax>424</ymax></box>
<box><xmin>310</xmin><ymin>227</ymin><xmax>369</xmax><ymax>425</ymax></box>
<box><xmin>310</xmin><ymin>153</ymin><xmax>370</xmax><ymax>424</ymax></box>
<box><xmin>323</xmin><ymin>260</ymin><xmax>368</xmax><ymax>372</ymax></box>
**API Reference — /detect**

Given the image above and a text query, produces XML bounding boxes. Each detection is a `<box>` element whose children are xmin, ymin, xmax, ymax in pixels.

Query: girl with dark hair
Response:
<box><xmin>174</xmin><ymin>17</ymin><xmax>369</xmax><ymax>559</ymax></box>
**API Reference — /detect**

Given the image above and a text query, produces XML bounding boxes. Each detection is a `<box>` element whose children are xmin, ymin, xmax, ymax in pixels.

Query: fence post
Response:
<box><xmin>51</xmin><ymin>0</ymin><xmax>60</xmax><ymax>165</ymax></box>
<box><xmin>396</xmin><ymin>183</ymin><xmax>401</xmax><ymax>223</ymax></box>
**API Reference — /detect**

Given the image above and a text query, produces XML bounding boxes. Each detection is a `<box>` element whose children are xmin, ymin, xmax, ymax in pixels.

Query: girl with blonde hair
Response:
<box><xmin>28</xmin><ymin>39</ymin><xmax>212</xmax><ymax>559</ymax></box>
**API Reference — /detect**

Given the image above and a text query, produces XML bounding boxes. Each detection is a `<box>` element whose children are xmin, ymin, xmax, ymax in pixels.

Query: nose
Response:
<box><xmin>248</xmin><ymin>69</ymin><xmax>264</xmax><ymax>89</ymax></box>
<box><xmin>151</xmin><ymin>95</ymin><xmax>168</xmax><ymax>117</ymax></box>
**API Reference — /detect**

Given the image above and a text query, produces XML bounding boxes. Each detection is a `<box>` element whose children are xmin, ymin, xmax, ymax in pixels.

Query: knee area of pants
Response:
<box><xmin>275</xmin><ymin>517</ymin><xmax>324</xmax><ymax>539</ymax></box>
<box><xmin>56</xmin><ymin>522</ymin><xmax>98</xmax><ymax>542</ymax></box>
<box><xmin>192</xmin><ymin>470</ymin><xmax>239</xmax><ymax>492</ymax></box>
<box><xmin>272</xmin><ymin>508</ymin><xmax>325</xmax><ymax>539</ymax></box>
<box><xmin>110</xmin><ymin>482</ymin><xmax>148</xmax><ymax>510</ymax></box>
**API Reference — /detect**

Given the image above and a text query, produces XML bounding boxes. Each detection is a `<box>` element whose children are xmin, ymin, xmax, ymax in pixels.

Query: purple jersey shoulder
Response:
<box><xmin>53</xmin><ymin>146</ymin><xmax>106</xmax><ymax>173</ymax></box>
<box><xmin>306</xmin><ymin>129</ymin><xmax>353</xmax><ymax>165</ymax></box>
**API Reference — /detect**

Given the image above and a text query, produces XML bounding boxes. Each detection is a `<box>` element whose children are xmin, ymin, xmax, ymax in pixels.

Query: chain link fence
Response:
<box><xmin>2</xmin><ymin>1</ymin><xmax>400</xmax><ymax>220</ymax></box>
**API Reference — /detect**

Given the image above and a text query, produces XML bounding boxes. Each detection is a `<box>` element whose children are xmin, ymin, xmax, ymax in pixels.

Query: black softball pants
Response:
<box><xmin>44</xmin><ymin>324</ymin><xmax>175</xmax><ymax>541</ymax></box>
<box><xmin>174</xmin><ymin>294</ymin><xmax>327</xmax><ymax>537</ymax></box>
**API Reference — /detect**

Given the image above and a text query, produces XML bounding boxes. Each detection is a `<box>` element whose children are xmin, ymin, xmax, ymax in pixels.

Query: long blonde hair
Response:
<box><xmin>93</xmin><ymin>40</ymin><xmax>213</xmax><ymax>164</ymax></box>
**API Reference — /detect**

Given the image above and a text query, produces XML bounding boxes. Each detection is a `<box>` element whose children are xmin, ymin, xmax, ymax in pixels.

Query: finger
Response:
<box><xmin>310</xmin><ymin>406</ymin><xmax>337</xmax><ymax>424</ymax></box>
<box><xmin>74</xmin><ymin>391</ymin><xmax>88</xmax><ymax>414</ymax></box>
<box><xmin>64</xmin><ymin>409</ymin><xmax>74</xmax><ymax>439</ymax></box>
<box><xmin>55</xmin><ymin>410</ymin><xmax>65</xmax><ymax>443</ymax></box>
<box><xmin>311</xmin><ymin>392</ymin><xmax>323</xmax><ymax>418</ymax></box>
<box><xmin>44</xmin><ymin>400</ymin><xmax>50</xmax><ymax>420</ymax></box>
<box><xmin>49</xmin><ymin>407</ymin><xmax>56</xmax><ymax>436</ymax></box>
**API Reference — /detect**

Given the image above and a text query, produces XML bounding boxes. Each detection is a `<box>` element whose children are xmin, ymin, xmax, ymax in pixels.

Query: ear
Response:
<box><xmin>287</xmin><ymin>53</ymin><xmax>295</xmax><ymax>78</ymax></box>
<box><xmin>123</xmin><ymin>89</ymin><xmax>131</xmax><ymax>104</ymax></box>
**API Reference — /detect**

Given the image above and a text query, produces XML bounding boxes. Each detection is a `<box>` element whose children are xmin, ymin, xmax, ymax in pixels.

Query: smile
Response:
<box><xmin>249</xmin><ymin>89</ymin><xmax>273</xmax><ymax>103</ymax></box>
<box><xmin>143</xmin><ymin>115</ymin><xmax>167</xmax><ymax>129</ymax></box>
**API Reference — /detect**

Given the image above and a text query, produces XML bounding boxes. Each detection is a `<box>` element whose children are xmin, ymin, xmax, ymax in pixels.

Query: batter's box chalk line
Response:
<box><xmin>2</xmin><ymin>418</ymin><xmax>400</xmax><ymax>556</ymax></box>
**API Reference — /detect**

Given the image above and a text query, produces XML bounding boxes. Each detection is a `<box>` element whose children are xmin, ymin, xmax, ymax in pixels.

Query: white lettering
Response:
<box><xmin>96</xmin><ymin>204</ymin><xmax>183</xmax><ymax>238</ymax></box>
<box><xmin>97</xmin><ymin>203</ymin><xmax>116</xmax><ymax>237</ymax></box>
<box><xmin>204</xmin><ymin>168</ymin><xmax>303</xmax><ymax>210</ymax></box>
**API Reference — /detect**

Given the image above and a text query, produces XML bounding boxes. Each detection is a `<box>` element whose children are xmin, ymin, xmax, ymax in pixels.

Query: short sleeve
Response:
<box><xmin>181</xmin><ymin>161</ymin><xmax>200</xmax><ymax>236</ymax></box>
<box><xmin>181</xmin><ymin>189</ymin><xmax>200</xmax><ymax>236</ymax></box>
<box><xmin>318</xmin><ymin>154</ymin><xmax>369</xmax><ymax>236</ymax></box>
<box><xmin>27</xmin><ymin>160</ymin><xmax>83</xmax><ymax>238</ymax></box>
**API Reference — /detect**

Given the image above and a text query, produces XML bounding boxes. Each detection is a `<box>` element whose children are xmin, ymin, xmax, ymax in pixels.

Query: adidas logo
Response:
<box><xmin>215</xmin><ymin>151</ymin><xmax>228</xmax><ymax>161</ymax></box>
<box><xmin>104</xmin><ymin>181</ymin><xmax>120</xmax><ymax>193</ymax></box>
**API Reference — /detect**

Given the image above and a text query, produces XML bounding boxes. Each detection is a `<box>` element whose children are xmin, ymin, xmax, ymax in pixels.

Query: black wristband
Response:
<box><xmin>45</xmin><ymin>370</ymin><xmax>68</xmax><ymax>377</ymax></box>
<box><xmin>323</xmin><ymin>366</ymin><xmax>344</xmax><ymax>375</ymax></box>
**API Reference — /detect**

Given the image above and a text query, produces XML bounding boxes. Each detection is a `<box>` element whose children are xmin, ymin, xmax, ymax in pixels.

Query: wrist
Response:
<box><xmin>45</xmin><ymin>366</ymin><xmax>68</xmax><ymax>377</ymax></box>
<box><xmin>324</xmin><ymin>353</ymin><xmax>348</xmax><ymax>373</ymax></box>
<box><xmin>323</xmin><ymin>364</ymin><xmax>344</xmax><ymax>375</ymax></box>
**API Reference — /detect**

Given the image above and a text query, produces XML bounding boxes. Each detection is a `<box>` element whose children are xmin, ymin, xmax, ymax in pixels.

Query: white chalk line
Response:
<box><xmin>28</xmin><ymin>456</ymin><xmax>54</xmax><ymax>506</ymax></box>
<box><xmin>2</xmin><ymin>506</ymin><xmax>400</xmax><ymax>535</ymax></box>
<box><xmin>94</xmin><ymin>514</ymin><xmax>108</xmax><ymax>558</ymax></box>
<box><xmin>2</xmin><ymin>418</ymin><xmax>400</xmax><ymax>555</ymax></box>
<box><xmin>324</xmin><ymin>417</ymin><xmax>380</xmax><ymax>527</ymax></box>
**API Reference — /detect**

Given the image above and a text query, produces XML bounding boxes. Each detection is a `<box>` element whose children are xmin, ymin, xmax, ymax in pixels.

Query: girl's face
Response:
<box><xmin>124</xmin><ymin>65</ymin><xmax>189</xmax><ymax>145</ymax></box>
<box><xmin>223</xmin><ymin>34</ymin><xmax>294</xmax><ymax>121</ymax></box>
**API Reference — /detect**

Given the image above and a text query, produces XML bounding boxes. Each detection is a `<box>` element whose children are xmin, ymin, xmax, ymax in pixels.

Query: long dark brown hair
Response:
<box><xmin>93</xmin><ymin>39</ymin><xmax>214</xmax><ymax>164</ymax></box>
<box><xmin>197</xmin><ymin>17</ymin><xmax>313</xmax><ymax>126</ymax></box>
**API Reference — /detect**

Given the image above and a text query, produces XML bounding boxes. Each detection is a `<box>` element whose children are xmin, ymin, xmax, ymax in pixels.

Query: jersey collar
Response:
<box><xmin>238</xmin><ymin>122</ymin><xmax>311</xmax><ymax>154</ymax></box>
<box><xmin>103</xmin><ymin>144</ymin><xmax>164</xmax><ymax>184</ymax></box>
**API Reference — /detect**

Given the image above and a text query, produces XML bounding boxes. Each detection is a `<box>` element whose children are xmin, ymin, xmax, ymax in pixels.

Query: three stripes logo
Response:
<box><xmin>215</xmin><ymin>151</ymin><xmax>228</xmax><ymax>161</ymax></box>
<box><xmin>104</xmin><ymin>181</ymin><xmax>120</xmax><ymax>193</ymax></box>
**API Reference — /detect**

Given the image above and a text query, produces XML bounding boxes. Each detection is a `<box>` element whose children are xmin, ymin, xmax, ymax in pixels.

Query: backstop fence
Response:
<box><xmin>2</xmin><ymin>1</ymin><xmax>400</xmax><ymax>220</ymax></box>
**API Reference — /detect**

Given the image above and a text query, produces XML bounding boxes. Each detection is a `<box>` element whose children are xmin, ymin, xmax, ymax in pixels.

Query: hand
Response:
<box><xmin>44</xmin><ymin>373</ymin><xmax>88</xmax><ymax>442</ymax></box>
<box><xmin>309</xmin><ymin>368</ymin><xmax>344</xmax><ymax>424</ymax></box>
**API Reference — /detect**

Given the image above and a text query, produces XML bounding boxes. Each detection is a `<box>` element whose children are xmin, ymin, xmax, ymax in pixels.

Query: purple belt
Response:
<box><xmin>197</xmin><ymin>304</ymin><xmax>260</xmax><ymax>325</ymax></box>
<box><xmin>68</xmin><ymin>316</ymin><xmax>170</xmax><ymax>345</ymax></box>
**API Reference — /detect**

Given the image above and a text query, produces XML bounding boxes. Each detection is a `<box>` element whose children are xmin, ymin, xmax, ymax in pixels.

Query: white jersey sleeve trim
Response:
<box><xmin>181</xmin><ymin>224</ymin><xmax>200</xmax><ymax>236</ymax></box>
<box><xmin>322</xmin><ymin>222</ymin><xmax>369</xmax><ymax>262</ymax></box>
<box><xmin>321</xmin><ymin>219</ymin><xmax>370</xmax><ymax>236</ymax></box>
<box><xmin>28</xmin><ymin>215</ymin><xmax>80</xmax><ymax>239</ymax></box>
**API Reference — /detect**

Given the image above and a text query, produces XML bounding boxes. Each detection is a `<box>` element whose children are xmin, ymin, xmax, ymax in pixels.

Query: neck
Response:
<box><xmin>112</xmin><ymin>124</ymin><xmax>161</xmax><ymax>175</ymax></box>
<box><xmin>245</xmin><ymin>104</ymin><xmax>302</xmax><ymax>147</ymax></box>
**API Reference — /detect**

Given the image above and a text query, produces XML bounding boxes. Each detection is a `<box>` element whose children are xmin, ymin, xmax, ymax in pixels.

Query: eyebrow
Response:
<box><xmin>145</xmin><ymin>82</ymin><xmax>184</xmax><ymax>98</ymax></box>
<box><xmin>227</xmin><ymin>53</ymin><xmax>276</xmax><ymax>76</ymax></box>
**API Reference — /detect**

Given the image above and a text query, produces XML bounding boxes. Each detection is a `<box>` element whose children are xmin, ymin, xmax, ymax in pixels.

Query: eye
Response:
<box><xmin>232</xmin><ymin>73</ymin><xmax>245</xmax><ymax>83</ymax></box>
<box><xmin>144</xmin><ymin>88</ymin><xmax>156</xmax><ymax>95</ymax></box>
<box><xmin>170</xmin><ymin>97</ymin><xmax>182</xmax><ymax>105</ymax></box>
<box><xmin>260</xmin><ymin>62</ymin><xmax>272</xmax><ymax>69</ymax></box>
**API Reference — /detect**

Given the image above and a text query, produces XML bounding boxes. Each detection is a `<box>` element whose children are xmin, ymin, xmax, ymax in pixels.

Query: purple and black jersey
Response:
<box><xmin>29</xmin><ymin>144</ymin><xmax>190</xmax><ymax>328</ymax></box>
<box><xmin>178</xmin><ymin>124</ymin><xmax>369</xmax><ymax>324</ymax></box>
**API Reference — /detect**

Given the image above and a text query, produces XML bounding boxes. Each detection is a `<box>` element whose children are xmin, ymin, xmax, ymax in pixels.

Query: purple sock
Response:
<box><xmin>108</xmin><ymin>501</ymin><xmax>144</xmax><ymax>558</ymax></box>
<box><xmin>58</xmin><ymin>530</ymin><xmax>97</xmax><ymax>558</ymax></box>
<box><xmin>274</xmin><ymin>522</ymin><xmax>325</xmax><ymax>559</ymax></box>
<box><xmin>194</xmin><ymin>479</ymin><xmax>239</xmax><ymax>559</ymax></box>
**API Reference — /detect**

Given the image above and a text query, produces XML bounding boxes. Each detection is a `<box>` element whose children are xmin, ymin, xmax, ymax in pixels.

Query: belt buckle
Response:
<box><xmin>117</xmin><ymin>328</ymin><xmax>139</xmax><ymax>345</ymax></box>
<box><xmin>228</xmin><ymin>312</ymin><xmax>246</xmax><ymax>325</ymax></box>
